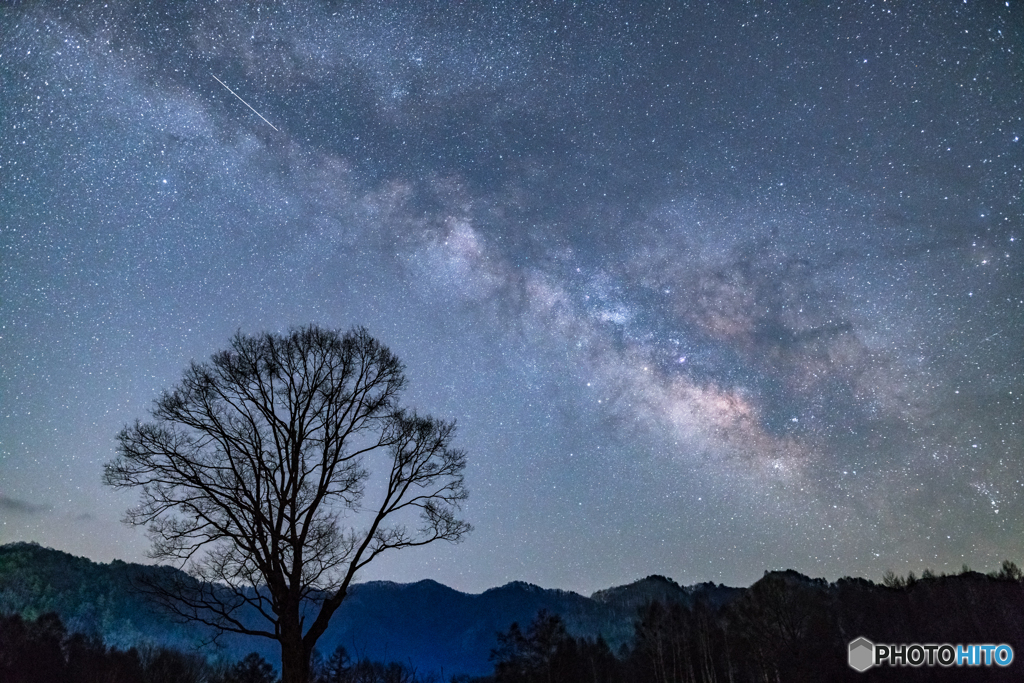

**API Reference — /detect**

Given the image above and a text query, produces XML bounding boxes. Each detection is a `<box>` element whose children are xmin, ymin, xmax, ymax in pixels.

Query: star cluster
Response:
<box><xmin>1</xmin><ymin>1</ymin><xmax>1022</xmax><ymax>594</ymax></box>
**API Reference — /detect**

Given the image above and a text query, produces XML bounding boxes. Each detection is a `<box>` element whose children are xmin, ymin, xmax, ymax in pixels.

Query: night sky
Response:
<box><xmin>1</xmin><ymin>1</ymin><xmax>1022</xmax><ymax>596</ymax></box>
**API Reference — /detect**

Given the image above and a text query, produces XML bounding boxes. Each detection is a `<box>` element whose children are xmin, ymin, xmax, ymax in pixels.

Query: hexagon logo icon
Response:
<box><xmin>848</xmin><ymin>637</ymin><xmax>875</xmax><ymax>672</ymax></box>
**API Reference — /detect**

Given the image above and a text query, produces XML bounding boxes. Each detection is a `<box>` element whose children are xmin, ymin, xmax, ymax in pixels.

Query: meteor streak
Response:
<box><xmin>212</xmin><ymin>74</ymin><xmax>279</xmax><ymax>131</ymax></box>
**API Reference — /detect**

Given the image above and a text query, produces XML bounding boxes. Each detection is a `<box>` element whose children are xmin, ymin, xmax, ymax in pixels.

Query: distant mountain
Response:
<box><xmin>0</xmin><ymin>542</ymin><xmax>714</xmax><ymax>676</ymax></box>
<box><xmin>306</xmin><ymin>577</ymin><xmax>633</xmax><ymax>675</ymax></box>
<box><xmin>591</xmin><ymin>574</ymin><xmax>690</xmax><ymax>611</ymax></box>
<box><xmin>590</xmin><ymin>574</ymin><xmax>740</xmax><ymax>614</ymax></box>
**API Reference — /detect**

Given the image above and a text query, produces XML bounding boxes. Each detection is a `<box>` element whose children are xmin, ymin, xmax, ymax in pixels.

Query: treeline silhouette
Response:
<box><xmin>484</xmin><ymin>563</ymin><xmax>1024</xmax><ymax>683</ymax></box>
<box><xmin>0</xmin><ymin>611</ymin><xmax>470</xmax><ymax>683</ymax></box>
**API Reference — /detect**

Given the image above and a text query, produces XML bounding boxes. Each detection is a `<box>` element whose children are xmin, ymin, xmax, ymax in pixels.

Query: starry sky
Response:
<box><xmin>1</xmin><ymin>1</ymin><xmax>1022</xmax><ymax>595</ymax></box>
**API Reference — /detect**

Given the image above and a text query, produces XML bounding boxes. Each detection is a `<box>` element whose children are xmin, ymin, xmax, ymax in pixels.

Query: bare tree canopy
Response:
<box><xmin>103</xmin><ymin>325</ymin><xmax>471</xmax><ymax>683</ymax></box>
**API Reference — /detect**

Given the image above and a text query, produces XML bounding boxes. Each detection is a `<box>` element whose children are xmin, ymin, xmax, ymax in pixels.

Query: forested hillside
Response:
<box><xmin>5</xmin><ymin>542</ymin><xmax>1024</xmax><ymax>681</ymax></box>
<box><xmin>0</xmin><ymin>543</ymin><xmax>640</xmax><ymax>675</ymax></box>
<box><xmin>0</xmin><ymin>542</ymin><xmax>201</xmax><ymax>651</ymax></box>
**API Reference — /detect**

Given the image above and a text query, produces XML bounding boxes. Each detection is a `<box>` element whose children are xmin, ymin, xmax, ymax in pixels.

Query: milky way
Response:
<box><xmin>1</xmin><ymin>1</ymin><xmax>1022</xmax><ymax>594</ymax></box>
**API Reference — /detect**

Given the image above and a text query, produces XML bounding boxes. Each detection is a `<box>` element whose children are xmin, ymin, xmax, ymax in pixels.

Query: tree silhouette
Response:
<box><xmin>218</xmin><ymin>652</ymin><xmax>278</xmax><ymax>683</ymax></box>
<box><xmin>104</xmin><ymin>325</ymin><xmax>471</xmax><ymax>683</ymax></box>
<box><xmin>492</xmin><ymin>610</ymin><xmax>572</xmax><ymax>683</ymax></box>
<box><xmin>314</xmin><ymin>644</ymin><xmax>351</xmax><ymax>683</ymax></box>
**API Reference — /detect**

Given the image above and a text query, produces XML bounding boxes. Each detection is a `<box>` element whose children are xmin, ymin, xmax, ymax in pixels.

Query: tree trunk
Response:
<box><xmin>280</xmin><ymin>619</ymin><xmax>311</xmax><ymax>683</ymax></box>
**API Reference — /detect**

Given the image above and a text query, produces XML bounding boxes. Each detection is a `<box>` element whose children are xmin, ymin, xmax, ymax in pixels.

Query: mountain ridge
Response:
<box><xmin>0</xmin><ymin>541</ymin><xmax>713</xmax><ymax>675</ymax></box>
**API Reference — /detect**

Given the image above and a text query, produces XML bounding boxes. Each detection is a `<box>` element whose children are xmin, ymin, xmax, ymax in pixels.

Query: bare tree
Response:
<box><xmin>104</xmin><ymin>325</ymin><xmax>471</xmax><ymax>683</ymax></box>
